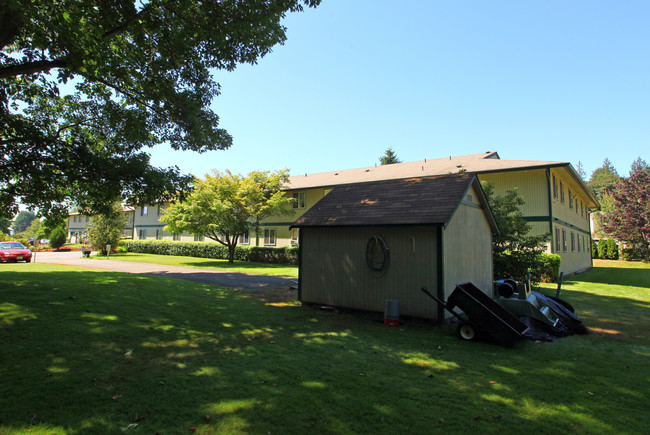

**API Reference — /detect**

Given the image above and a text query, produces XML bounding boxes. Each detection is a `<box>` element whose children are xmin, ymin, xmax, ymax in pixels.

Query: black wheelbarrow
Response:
<box><xmin>422</xmin><ymin>282</ymin><xmax>529</xmax><ymax>346</ymax></box>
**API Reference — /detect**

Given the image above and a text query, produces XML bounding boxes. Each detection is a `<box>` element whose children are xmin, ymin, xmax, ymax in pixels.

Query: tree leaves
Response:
<box><xmin>0</xmin><ymin>0</ymin><xmax>320</xmax><ymax>218</ymax></box>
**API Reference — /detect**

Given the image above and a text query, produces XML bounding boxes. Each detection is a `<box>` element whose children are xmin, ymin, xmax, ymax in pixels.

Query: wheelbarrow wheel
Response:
<box><xmin>457</xmin><ymin>322</ymin><xmax>478</xmax><ymax>341</ymax></box>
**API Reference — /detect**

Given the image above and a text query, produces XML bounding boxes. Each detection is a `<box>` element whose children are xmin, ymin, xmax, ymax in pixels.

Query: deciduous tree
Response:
<box><xmin>12</xmin><ymin>210</ymin><xmax>36</xmax><ymax>234</ymax></box>
<box><xmin>603</xmin><ymin>163</ymin><xmax>650</xmax><ymax>261</ymax></box>
<box><xmin>87</xmin><ymin>203</ymin><xmax>127</xmax><ymax>255</ymax></box>
<box><xmin>1</xmin><ymin>0</ymin><xmax>319</xmax><ymax>219</ymax></box>
<box><xmin>161</xmin><ymin>169</ymin><xmax>294</xmax><ymax>263</ymax></box>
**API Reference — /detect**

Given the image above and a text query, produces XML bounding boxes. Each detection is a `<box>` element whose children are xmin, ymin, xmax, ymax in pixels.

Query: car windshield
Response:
<box><xmin>0</xmin><ymin>242</ymin><xmax>26</xmax><ymax>249</ymax></box>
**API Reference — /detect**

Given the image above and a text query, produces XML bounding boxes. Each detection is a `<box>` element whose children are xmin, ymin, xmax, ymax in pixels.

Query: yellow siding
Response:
<box><xmin>479</xmin><ymin>169</ymin><xmax>550</xmax><ymax>217</ymax></box>
<box><xmin>548</xmin><ymin>168</ymin><xmax>593</xmax><ymax>275</ymax></box>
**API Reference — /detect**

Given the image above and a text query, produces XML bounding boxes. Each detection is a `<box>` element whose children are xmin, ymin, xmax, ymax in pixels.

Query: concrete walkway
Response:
<box><xmin>33</xmin><ymin>250</ymin><xmax>296</xmax><ymax>291</ymax></box>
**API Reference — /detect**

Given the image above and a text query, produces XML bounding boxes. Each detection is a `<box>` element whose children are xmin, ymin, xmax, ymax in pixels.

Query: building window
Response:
<box><xmin>562</xmin><ymin>229</ymin><xmax>567</xmax><ymax>252</ymax></box>
<box><xmin>239</xmin><ymin>232</ymin><xmax>250</xmax><ymax>245</ymax></box>
<box><xmin>193</xmin><ymin>234</ymin><xmax>204</xmax><ymax>242</ymax></box>
<box><xmin>552</xmin><ymin>175</ymin><xmax>558</xmax><ymax>199</ymax></box>
<box><xmin>157</xmin><ymin>204</ymin><xmax>164</xmax><ymax>215</ymax></box>
<box><xmin>560</xmin><ymin>181</ymin><xmax>565</xmax><ymax>203</ymax></box>
<box><xmin>155</xmin><ymin>229</ymin><xmax>163</xmax><ymax>240</ymax></box>
<box><xmin>577</xmin><ymin>233</ymin><xmax>581</xmax><ymax>252</ymax></box>
<box><xmin>264</xmin><ymin>229</ymin><xmax>276</xmax><ymax>246</ymax></box>
<box><xmin>291</xmin><ymin>228</ymin><xmax>299</xmax><ymax>245</ymax></box>
<box><xmin>140</xmin><ymin>206</ymin><xmax>148</xmax><ymax>216</ymax></box>
<box><xmin>292</xmin><ymin>192</ymin><xmax>306</xmax><ymax>209</ymax></box>
<box><xmin>568</xmin><ymin>190</ymin><xmax>573</xmax><ymax>209</ymax></box>
<box><xmin>138</xmin><ymin>229</ymin><xmax>147</xmax><ymax>240</ymax></box>
<box><xmin>571</xmin><ymin>232</ymin><xmax>575</xmax><ymax>252</ymax></box>
<box><xmin>575</xmin><ymin>198</ymin><xmax>579</xmax><ymax>214</ymax></box>
<box><xmin>173</xmin><ymin>233</ymin><xmax>181</xmax><ymax>241</ymax></box>
<box><xmin>555</xmin><ymin>227</ymin><xmax>561</xmax><ymax>252</ymax></box>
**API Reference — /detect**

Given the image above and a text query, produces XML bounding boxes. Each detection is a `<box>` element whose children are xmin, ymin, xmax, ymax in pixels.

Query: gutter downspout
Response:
<box><xmin>545</xmin><ymin>169</ymin><xmax>554</xmax><ymax>252</ymax></box>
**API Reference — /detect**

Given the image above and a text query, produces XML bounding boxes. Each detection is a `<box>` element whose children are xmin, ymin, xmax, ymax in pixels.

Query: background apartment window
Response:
<box><xmin>571</xmin><ymin>232</ymin><xmax>575</xmax><ymax>251</ymax></box>
<box><xmin>157</xmin><ymin>204</ymin><xmax>164</xmax><ymax>215</ymax></box>
<box><xmin>239</xmin><ymin>232</ymin><xmax>250</xmax><ymax>245</ymax></box>
<box><xmin>562</xmin><ymin>229</ymin><xmax>567</xmax><ymax>252</ymax></box>
<box><xmin>291</xmin><ymin>228</ymin><xmax>299</xmax><ymax>245</ymax></box>
<box><xmin>568</xmin><ymin>190</ymin><xmax>573</xmax><ymax>209</ymax></box>
<box><xmin>140</xmin><ymin>206</ymin><xmax>148</xmax><ymax>216</ymax></box>
<box><xmin>555</xmin><ymin>228</ymin><xmax>561</xmax><ymax>252</ymax></box>
<box><xmin>560</xmin><ymin>181</ymin><xmax>565</xmax><ymax>203</ymax></box>
<box><xmin>264</xmin><ymin>229</ymin><xmax>276</xmax><ymax>246</ymax></box>
<box><xmin>552</xmin><ymin>175</ymin><xmax>558</xmax><ymax>199</ymax></box>
<box><xmin>173</xmin><ymin>233</ymin><xmax>181</xmax><ymax>241</ymax></box>
<box><xmin>193</xmin><ymin>234</ymin><xmax>204</xmax><ymax>242</ymax></box>
<box><xmin>155</xmin><ymin>229</ymin><xmax>163</xmax><ymax>240</ymax></box>
<box><xmin>292</xmin><ymin>192</ymin><xmax>306</xmax><ymax>209</ymax></box>
<box><xmin>138</xmin><ymin>229</ymin><xmax>147</xmax><ymax>240</ymax></box>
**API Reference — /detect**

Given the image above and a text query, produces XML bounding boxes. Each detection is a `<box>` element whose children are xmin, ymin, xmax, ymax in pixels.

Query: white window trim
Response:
<box><xmin>264</xmin><ymin>229</ymin><xmax>277</xmax><ymax>246</ymax></box>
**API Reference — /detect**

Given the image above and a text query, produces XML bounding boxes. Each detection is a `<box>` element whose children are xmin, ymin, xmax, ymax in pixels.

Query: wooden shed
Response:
<box><xmin>291</xmin><ymin>173</ymin><xmax>499</xmax><ymax>321</ymax></box>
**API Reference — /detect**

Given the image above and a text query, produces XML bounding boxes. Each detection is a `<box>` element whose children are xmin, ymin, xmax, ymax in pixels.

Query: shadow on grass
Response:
<box><xmin>0</xmin><ymin>267</ymin><xmax>648</xmax><ymax>434</ymax></box>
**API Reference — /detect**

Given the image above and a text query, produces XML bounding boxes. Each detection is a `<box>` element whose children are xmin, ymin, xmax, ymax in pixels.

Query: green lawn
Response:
<box><xmin>96</xmin><ymin>252</ymin><xmax>299</xmax><ymax>278</ymax></box>
<box><xmin>0</xmin><ymin>260</ymin><xmax>648</xmax><ymax>434</ymax></box>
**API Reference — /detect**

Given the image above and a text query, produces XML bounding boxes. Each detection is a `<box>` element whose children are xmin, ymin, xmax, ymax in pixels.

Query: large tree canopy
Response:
<box><xmin>0</xmin><ymin>0</ymin><xmax>319</xmax><ymax>219</ymax></box>
<box><xmin>603</xmin><ymin>161</ymin><xmax>650</xmax><ymax>261</ymax></box>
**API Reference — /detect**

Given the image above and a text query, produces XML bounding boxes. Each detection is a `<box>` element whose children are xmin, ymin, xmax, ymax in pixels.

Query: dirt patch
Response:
<box><xmin>243</xmin><ymin>286</ymin><xmax>298</xmax><ymax>303</ymax></box>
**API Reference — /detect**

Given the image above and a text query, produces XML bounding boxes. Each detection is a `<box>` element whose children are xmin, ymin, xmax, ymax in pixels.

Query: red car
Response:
<box><xmin>0</xmin><ymin>242</ymin><xmax>32</xmax><ymax>263</ymax></box>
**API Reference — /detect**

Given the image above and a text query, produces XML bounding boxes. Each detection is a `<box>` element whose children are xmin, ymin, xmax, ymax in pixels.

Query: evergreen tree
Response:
<box><xmin>587</xmin><ymin>158</ymin><xmax>620</xmax><ymax>201</ymax></box>
<box><xmin>482</xmin><ymin>182</ymin><xmax>549</xmax><ymax>284</ymax></box>
<box><xmin>379</xmin><ymin>148</ymin><xmax>401</xmax><ymax>165</ymax></box>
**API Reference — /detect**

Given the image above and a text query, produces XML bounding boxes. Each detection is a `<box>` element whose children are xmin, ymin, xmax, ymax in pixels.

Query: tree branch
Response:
<box><xmin>102</xmin><ymin>3</ymin><xmax>153</xmax><ymax>40</ymax></box>
<box><xmin>0</xmin><ymin>58</ymin><xmax>68</xmax><ymax>78</ymax></box>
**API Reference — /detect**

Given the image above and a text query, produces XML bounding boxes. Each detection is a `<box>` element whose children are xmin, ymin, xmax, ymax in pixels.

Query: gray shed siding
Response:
<box><xmin>300</xmin><ymin>225</ymin><xmax>440</xmax><ymax>319</ymax></box>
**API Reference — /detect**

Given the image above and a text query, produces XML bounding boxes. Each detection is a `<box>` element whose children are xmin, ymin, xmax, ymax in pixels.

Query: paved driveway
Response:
<box><xmin>33</xmin><ymin>251</ymin><xmax>296</xmax><ymax>290</ymax></box>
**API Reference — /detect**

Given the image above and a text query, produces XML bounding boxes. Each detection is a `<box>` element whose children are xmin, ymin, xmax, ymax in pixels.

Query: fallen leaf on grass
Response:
<box><xmin>120</xmin><ymin>423</ymin><xmax>138</xmax><ymax>431</ymax></box>
<box><xmin>112</xmin><ymin>394</ymin><xmax>121</xmax><ymax>401</ymax></box>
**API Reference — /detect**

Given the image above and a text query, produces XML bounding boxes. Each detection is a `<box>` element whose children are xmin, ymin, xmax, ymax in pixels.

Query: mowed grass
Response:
<box><xmin>96</xmin><ymin>252</ymin><xmax>299</xmax><ymax>278</ymax></box>
<box><xmin>1</xmin><ymin>260</ymin><xmax>649</xmax><ymax>434</ymax></box>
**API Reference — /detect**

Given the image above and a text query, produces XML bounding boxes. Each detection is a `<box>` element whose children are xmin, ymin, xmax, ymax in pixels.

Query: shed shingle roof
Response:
<box><xmin>292</xmin><ymin>173</ymin><xmax>486</xmax><ymax>228</ymax></box>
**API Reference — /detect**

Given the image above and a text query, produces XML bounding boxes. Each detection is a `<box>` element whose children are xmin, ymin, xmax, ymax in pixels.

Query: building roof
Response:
<box><xmin>292</xmin><ymin>173</ymin><xmax>497</xmax><ymax>230</ymax></box>
<box><xmin>286</xmin><ymin>151</ymin><xmax>599</xmax><ymax>209</ymax></box>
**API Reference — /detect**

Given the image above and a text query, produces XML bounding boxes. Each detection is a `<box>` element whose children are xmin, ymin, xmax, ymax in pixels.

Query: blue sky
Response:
<box><xmin>150</xmin><ymin>0</ymin><xmax>649</xmax><ymax>179</ymax></box>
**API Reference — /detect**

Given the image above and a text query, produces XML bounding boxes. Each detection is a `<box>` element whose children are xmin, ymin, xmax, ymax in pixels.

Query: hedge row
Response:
<box><xmin>120</xmin><ymin>240</ymin><xmax>299</xmax><ymax>265</ymax></box>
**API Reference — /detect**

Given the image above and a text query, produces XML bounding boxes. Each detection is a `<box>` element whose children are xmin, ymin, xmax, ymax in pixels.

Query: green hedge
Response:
<box><xmin>120</xmin><ymin>240</ymin><xmax>299</xmax><ymax>265</ymax></box>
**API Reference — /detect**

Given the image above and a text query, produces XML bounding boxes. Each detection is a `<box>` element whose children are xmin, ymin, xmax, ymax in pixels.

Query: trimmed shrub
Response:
<box><xmin>49</xmin><ymin>227</ymin><xmax>67</xmax><ymax>249</ymax></box>
<box><xmin>598</xmin><ymin>239</ymin><xmax>608</xmax><ymax>259</ymax></box>
<box><xmin>120</xmin><ymin>240</ymin><xmax>299</xmax><ymax>265</ymax></box>
<box><xmin>621</xmin><ymin>245</ymin><xmax>643</xmax><ymax>261</ymax></box>
<box><xmin>592</xmin><ymin>240</ymin><xmax>598</xmax><ymax>258</ymax></box>
<box><xmin>605</xmin><ymin>239</ymin><xmax>619</xmax><ymax>260</ymax></box>
<box><xmin>538</xmin><ymin>253</ymin><xmax>561</xmax><ymax>283</ymax></box>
